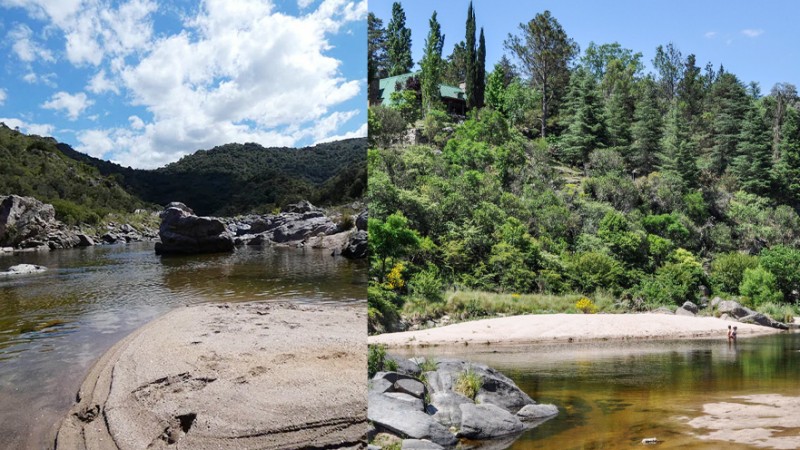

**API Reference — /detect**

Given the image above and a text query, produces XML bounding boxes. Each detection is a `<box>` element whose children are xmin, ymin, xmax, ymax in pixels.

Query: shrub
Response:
<box><xmin>409</xmin><ymin>267</ymin><xmax>444</xmax><ymax>303</ymax></box>
<box><xmin>739</xmin><ymin>266</ymin><xmax>783</xmax><ymax>308</ymax></box>
<box><xmin>367</xmin><ymin>344</ymin><xmax>397</xmax><ymax>378</ymax></box>
<box><xmin>759</xmin><ymin>245</ymin><xmax>800</xmax><ymax>301</ymax></box>
<box><xmin>710</xmin><ymin>252</ymin><xmax>759</xmax><ymax>295</ymax></box>
<box><xmin>369</xmin><ymin>105</ymin><xmax>407</xmax><ymax>147</ymax></box>
<box><xmin>455</xmin><ymin>367</ymin><xmax>482</xmax><ymax>400</ymax></box>
<box><xmin>565</xmin><ymin>252</ymin><xmax>624</xmax><ymax>294</ymax></box>
<box><xmin>368</xmin><ymin>285</ymin><xmax>401</xmax><ymax>334</ymax></box>
<box><xmin>575</xmin><ymin>297</ymin><xmax>597</xmax><ymax>314</ymax></box>
<box><xmin>385</xmin><ymin>262</ymin><xmax>406</xmax><ymax>290</ymax></box>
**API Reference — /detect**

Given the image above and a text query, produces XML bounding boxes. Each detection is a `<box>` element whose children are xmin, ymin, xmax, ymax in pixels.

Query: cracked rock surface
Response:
<box><xmin>56</xmin><ymin>302</ymin><xmax>367</xmax><ymax>449</ymax></box>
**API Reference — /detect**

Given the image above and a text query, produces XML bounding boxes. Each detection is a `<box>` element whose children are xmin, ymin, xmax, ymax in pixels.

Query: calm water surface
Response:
<box><xmin>0</xmin><ymin>242</ymin><xmax>366</xmax><ymax>449</ymax></box>
<box><xmin>400</xmin><ymin>333</ymin><xmax>800</xmax><ymax>449</ymax></box>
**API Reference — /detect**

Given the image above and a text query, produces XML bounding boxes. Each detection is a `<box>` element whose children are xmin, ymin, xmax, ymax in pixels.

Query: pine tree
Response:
<box><xmin>629</xmin><ymin>77</ymin><xmax>663</xmax><ymax>174</ymax></box>
<box><xmin>368</xmin><ymin>13</ymin><xmax>388</xmax><ymax>101</ymax></box>
<box><xmin>660</xmin><ymin>105</ymin><xmax>699</xmax><ymax>189</ymax></box>
<box><xmin>475</xmin><ymin>28</ymin><xmax>486</xmax><ymax>108</ymax></box>
<box><xmin>707</xmin><ymin>73</ymin><xmax>749</xmax><ymax>176</ymax></box>
<box><xmin>386</xmin><ymin>2</ymin><xmax>413</xmax><ymax>76</ymax></box>
<box><xmin>560</xmin><ymin>68</ymin><xmax>607</xmax><ymax>167</ymax></box>
<box><xmin>775</xmin><ymin>106</ymin><xmax>800</xmax><ymax>204</ymax></box>
<box><xmin>465</xmin><ymin>2</ymin><xmax>477</xmax><ymax>109</ymax></box>
<box><xmin>443</xmin><ymin>41</ymin><xmax>468</xmax><ymax>86</ymax></box>
<box><xmin>732</xmin><ymin>102</ymin><xmax>773</xmax><ymax>195</ymax></box>
<box><xmin>603</xmin><ymin>59</ymin><xmax>636</xmax><ymax>150</ymax></box>
<box><xmin>420</xmin><ymin>11</ymin><xmax>445</xmax><ymax>116</ymax></box>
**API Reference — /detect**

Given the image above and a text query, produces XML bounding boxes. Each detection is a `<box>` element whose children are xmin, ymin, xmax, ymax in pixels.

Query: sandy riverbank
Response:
<box><xmin>368</xmin><ymin>313</ymin><xmax>786</xmax><ymax>348</ymax></box>
<box><xmin>56</xmin><ymin>301</ymin><xmax>366</xmax><ymax>449</ymax></box>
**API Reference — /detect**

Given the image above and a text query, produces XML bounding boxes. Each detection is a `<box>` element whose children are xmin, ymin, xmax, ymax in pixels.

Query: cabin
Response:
<box><xmin>370</xmin><ymin>72</ymin><xmax>467</xmax><ymax>116</ymax></box>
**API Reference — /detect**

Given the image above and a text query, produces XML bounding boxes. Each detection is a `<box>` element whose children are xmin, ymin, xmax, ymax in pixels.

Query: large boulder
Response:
<box><xmin>432</xmin><ymin>359</ymin><xmax>535</xmax><ymax>413</ymax></box>
<box><xmin>368</xmin><ymin>393</ymin><xmax>458</xmax><ymax>447</ymax></box>
<box><xmin>154</xmin><ymin>203</ymin><xmax>234</xmax><ymax>255</ymax></box>
<box><xmin>0</xmin><ymin>195</ymin><xmax>57</xmax><ymax>248</ymax></box>
<box><xmin>739</xmin><ymin>313</ymin><xmax>789</xmax><ymax>330</ymax></box>
<box><xmin>356</xmin><ymin>210</ymin><xmax>368</xmax><ymax>231</ymax></box>
<box><xmin>457</xmin><ymin>403</ymin><xmax>524</xmax><ymax>439</ymax></box>
<box><xmin>716</xmin><ymin>300</ymin><xmax>753</xmax><ymax>319</ymax></box>
<box><xmin>342</xmin><ymin>230</ymin><xmax>367</xmax><ymax>259</ymax></box>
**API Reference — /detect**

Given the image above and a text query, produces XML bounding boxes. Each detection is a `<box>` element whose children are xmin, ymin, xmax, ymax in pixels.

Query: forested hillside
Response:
<box><xmin>58</xmin><ymin>138</ymin><xmax>366</xmax><ymax>216</ymax></box>
<box><xmin>0</xmin><ymin>124</ymin><xmax>148</xmax><ymax>224</ymax></box>
<box><xmin>367</xmin><ymin>3</ymin><xmax>800</xmax><ymax>332</ymax></box>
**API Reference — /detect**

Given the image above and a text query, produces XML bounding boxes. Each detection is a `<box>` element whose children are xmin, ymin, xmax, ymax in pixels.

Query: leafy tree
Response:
<box><xmin>386</xmin><ymin>2</ymin><xmax>413</xmax><ymax>76</ymax></box>
<box><xmin>368</xmin><ymin>212</ymin><xmax>421</xmax><ymax>282</ymax></box>
<box><xmin>485</xmin><ymin>63</ymin><xmax>507</xmax><ymax>111</ymax></box>
<box><xmin>581</xmin><ymin>41</ymin><xmax>643</xmax><ymax>82</ymax></box>
<box><xmin>420</xmin><ymin>11</ymin><xmax>445</xmax><ymax>116</ymax></box>
<box><xmin>504</xmin><ymin>10</ymin><xmax>578</xmax><ymax>137</ymax></box>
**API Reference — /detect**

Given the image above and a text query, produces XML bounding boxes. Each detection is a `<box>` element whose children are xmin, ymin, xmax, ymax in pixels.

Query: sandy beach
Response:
<box><xmin>368</xmin><ymin>313</ymin><xmax>786</xmax><ymax>348</ymax></box>
<box><xmin>56</xmin><ymin>301</ymin><xmax>366</xmax><ymax>449</ymax></box>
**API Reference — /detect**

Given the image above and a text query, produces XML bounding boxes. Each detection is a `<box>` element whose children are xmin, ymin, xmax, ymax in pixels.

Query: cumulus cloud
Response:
<box><xmin>314</xmin><ymin>122</ymin><xmax>366</xmax><ymax>145</ymax></box>
<box><xmin>2</xmin><ymin>0</ymin><xmax>367</xmax><ymax>168</ymax></box>
<box><xmin>0</xmin><ymin>117</ymin><xmax>55</xmax><ymax>136</ymax></box>
<box><xmin>0</xmin><ymin>88</ymin><xmax>6</xmax><ymax>105</ymax></box>
<box><xmin>741</xmin><ymin>28</ymin><xmax>764</xmax><ymax>38</ymax></box>
<box><xmin>8</xmin><ymin>23</ymin><xmax>55</xmax><ymax>62</ymax></box>
<box><xmin>42</xmin><ymin>91</ymin><xmax>93</xmax><ymax>120</ymax></box>
<box><xmin>87</xmin><ymin>69</ymin><xmax>120</xmax><ymax>94</ymax></box>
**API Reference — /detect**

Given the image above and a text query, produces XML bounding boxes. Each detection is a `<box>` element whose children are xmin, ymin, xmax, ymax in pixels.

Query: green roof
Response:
<box><xmin>378</xmin><ymin>72</ymin><xmax>465</xmax><ymax>105</ymax></box>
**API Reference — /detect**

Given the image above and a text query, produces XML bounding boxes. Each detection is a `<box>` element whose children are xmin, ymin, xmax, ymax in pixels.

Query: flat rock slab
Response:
<box><xmin>56</xmin><ymin>302</ymin><xmax>366</xmax><ymax>449</ymax></box>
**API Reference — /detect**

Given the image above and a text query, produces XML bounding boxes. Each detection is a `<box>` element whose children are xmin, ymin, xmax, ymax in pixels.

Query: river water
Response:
<box><xmin>0</xmin><ymin>242</ymin><xmax>366</xmax><ymax>449</ymax></box>
<box><xmin>398</xmin><ymin>333</ymin><xmax>800</xmax><ymax>449</ymax></box>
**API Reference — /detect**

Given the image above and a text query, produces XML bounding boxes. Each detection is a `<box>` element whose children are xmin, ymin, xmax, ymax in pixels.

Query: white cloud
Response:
<box><xmin>741</xmin><ymin>28</ymin><xmax>764</xmax><ymax>38</ymax></box>
<box><xmin>8</xmin><ymin>23</ymin><xmax>55</xmax><ymax>62</ymax></box>
<box><xmin>0</xmin><ymin>117</ymin><xmax>55</xmax><ymax>136</ymax></box>
<box><xmin>76</xmin><ymin>129</ymin><xmax>116</xmax><ymax>158</ymax></box>
<box><xmin>42</xmin><ymin>91</ymin><xmax>93</xmax><ymax>120</ymax></box>
<box><xmin>704</xmin><ymin>31</ymin><xmax>717</xmax><ymax>39</ymax></box>
<box><xmin>0</xmin><ymin>88</ymin><xmax>6</xmax><ymax>105</ymax></box>
<box><xmin>314</xmin><ymin>122</ymin><xmax>366</xmax><ymax>144</ymax></box>
<box><xmin>128</xmin><ymin>115</ymin><xmax>145</xmax><ymax>129</ymax></box>
<box><xmin>22</xmin><ymin>71</ymin><xmax>57</xmax><ymax>87</ymax></box>
<box><xmin>87</xmin><ymin>70</ymin><xmax>120</xmax><ymax>94</ymax></box>
<box><xmin>298</xmin><ymin>0</ymin><xmax>315</xmax><ymax>8</ymax></box>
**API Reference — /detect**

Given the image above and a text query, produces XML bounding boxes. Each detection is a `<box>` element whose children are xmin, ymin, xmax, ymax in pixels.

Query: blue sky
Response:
<box><xmin>0</xmin><ymin>0</ymin><xmax>366</xmax><ymax>169</ymax></box>
<box><xmin>370</xmin><ymin>0</ymin><xmax>800</xmax><ymax>93</ymax></box>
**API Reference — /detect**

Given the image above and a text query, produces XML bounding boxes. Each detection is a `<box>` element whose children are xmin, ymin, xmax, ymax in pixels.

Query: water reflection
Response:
<box><xmin>395</xmin><ymin>334</ymin><xmax>800</xmax><ymax>449</ymax></box>
<box><xmin>0</xmin><ymin>242</ymin><xmax>366</xmax><ymax>448</ymax></box>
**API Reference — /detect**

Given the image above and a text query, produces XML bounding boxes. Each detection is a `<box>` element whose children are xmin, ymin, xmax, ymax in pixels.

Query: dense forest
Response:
<box><xmin>0</xmin><ymin>121</ymin><xmax>366</xmax><ymax>221</ymax></box>
<box><xmin>367</xmin><ymin>3</ymin><xmax>800</xmax><ymax>332</ymax></box>
<box><xmin>59</xmin><ymin>138</ymin><xmax>367</xmax><ymax>216</ymax></box>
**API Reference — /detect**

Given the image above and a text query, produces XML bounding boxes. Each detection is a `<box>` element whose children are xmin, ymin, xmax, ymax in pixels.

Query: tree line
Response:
<box><xmin>367</xmin><ymin>3</ymin><xmax>800</xmax><ymax>332</ymax></box>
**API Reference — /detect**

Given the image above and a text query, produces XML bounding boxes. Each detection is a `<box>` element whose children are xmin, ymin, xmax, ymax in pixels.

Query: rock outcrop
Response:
<box><xmin>369</xmin><ymin>357</ymin><xmax>558</xmax><ymax>448</ymax></box>
<box><xmin>154</xmin><ymin>203</ymin><xmax>234</xmax><ymax>255</ymax></box>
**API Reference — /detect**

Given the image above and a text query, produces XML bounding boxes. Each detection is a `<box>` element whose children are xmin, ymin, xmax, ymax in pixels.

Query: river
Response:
<box><xmin>397</xmin><ymin>333</ymin><xmax>800</xmax><ymax>449</ymax></box>
<box><xmin>0</xmin><ymin>242</ymin><xmax>366</xmax><ymax>449</ymax></box>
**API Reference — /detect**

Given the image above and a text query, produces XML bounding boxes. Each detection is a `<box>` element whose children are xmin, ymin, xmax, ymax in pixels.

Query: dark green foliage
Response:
<box><xmin>443</xmin><ymin>41</ymin><xmax>468</xmax><ymax>86</ymax></box>
<box><xmin>636</xmin><ymin>249</ymin><xmax>707</xmax><ymax>306</ymax></box>
<box><xmin>368</xmin><ymin>12</ymin><xmax>389</xmax><ymax>99</ymax></box>
<box><xmin>386</xmin><ymin>2</ymin><xmax>413</xmax><ymax>76</ymax></box>
<box><xmin>465</xmin><ymin>2</ymin><xmax>477</xmax><ymax>109</ymax></box>
<box><xmin>369</xmin><ymin>105</ymin><xmax>406</xmax><ymax>147</ymax></box>
<box><xmin>707</xmin><ymin>73</ymin><xmax>749</xmax><ymax>176</ymax></box>
<box><xmin>739</xmin><ymin>266</ymin><xmax>783</xmax><ymax>307</ymax></box>
<box><xmin>560</xmin><ymin>68</ymin><xmax>607</xmax><ymax>166</ymax></box>
<box><xmin>732</xmin><ymin>103</ymin><xmax>773</xmax><ymax>195</ymax></box>
<box><xmin>420</xmin><ymin>11</ymin><xmax>445</xmax><ymax>116</ymax></box>
<box><xmin>565</xmin><ymin>252</ymin><xmax>624</xmax><ymax>293</ymax></box>
<box><xmin>628</xmin><ymin>77</ymin><xmax>662</xmax><ymax>174</ymax></box>
<box><xmin>476</xmin><ymin>28</ymin><xmax>486</xmax><ymax>108</ymax></box>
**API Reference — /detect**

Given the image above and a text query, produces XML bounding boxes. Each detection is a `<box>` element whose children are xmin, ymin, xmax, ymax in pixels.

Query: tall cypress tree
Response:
<box><xmin>386</xmin><ymin>2</ymin><xmax>413</xmax><ymax>76</ymax></box>
<box><xmin>476</xmin><ymin>28</ymin><xmax>486</xmax><ymax>108</ymax></box>
<box><xmin>421</xmin><ymin>11</ymin><xmax>445</xmax><ymax>116</ymax></box>
<box><xmin>465</xmin><ymin>2</ymin><xmax>477</xmax><ymax>109</ymax></box>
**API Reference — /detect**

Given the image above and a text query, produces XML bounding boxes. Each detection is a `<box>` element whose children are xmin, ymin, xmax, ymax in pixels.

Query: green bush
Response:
<box><xmin>367</xmin><ymin>344</ymin><xmax>397</xmax><ymax>378</ymax></box>
<box><xmin>739</xmin><ymin>266</ymin><xmax>783</xmax><ymax>308</ymax></box>
<box><xmin>565</xmin><ymin>252</ymin><xmax>624</xmax><ymax>293</ymax></box>
<box><xmin>710</xmin><ymin>252</ymin><xmax>759</xmax><ymax>295</ymax></box>
<box><xmin>409</xmin><ymin>266</ymin><xmax>444</xmax><ymax>303</ymax></box>
<box><xmin>369</xmin><ymin>105</ymin><xmax>407</xmax><ymax>148</ymax></box>
<box><xmin>759</xmin><ymin>245</ymin><xmax>800</xmax><ymax>301</ymax></box>
<box><xmin>455</xmin><ymin>367</ymin><xmax>482</xmax><ymax>400</ymax></box>
<box><xmin>368</xmin><ymin>285</ymin><xmax>401</xmax><ymax>334</ymax></box>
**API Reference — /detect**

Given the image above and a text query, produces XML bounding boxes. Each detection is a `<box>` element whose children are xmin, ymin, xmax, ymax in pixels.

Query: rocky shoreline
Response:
<box><xmin>0</xmin><ymin>195</ymin><xmax>367</xmax><ymax>259</ymax></box>
<box><xmin>369</xmin><ymin>355</ymin><xmax>557</xmax><ymax>449</ymax></box>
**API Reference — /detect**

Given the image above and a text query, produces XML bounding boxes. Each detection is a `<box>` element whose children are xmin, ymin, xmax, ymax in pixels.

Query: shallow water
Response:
<box><xmin>398</xmin><ymin>333</ymin><xmax>800</xmax><ymax>449</ymax></box>
<box><xmin>0</xmin><ymin>242</ymin><xmax>366</xmax><ymax>449</ymax></box>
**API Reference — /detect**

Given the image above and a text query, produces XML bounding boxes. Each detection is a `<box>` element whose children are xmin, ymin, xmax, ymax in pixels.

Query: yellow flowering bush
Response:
<box><xmin>385</xmin><ymin>262</ymin><xmax>406</xmax><ymax>290</ymax></box>
<box><xmin>575</xmin><ymin>297</ymin><xmax>597</xmax><ymax>314</ymax></box>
